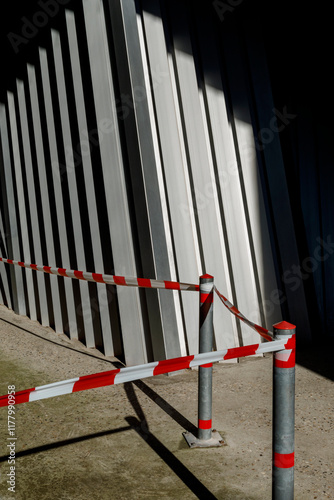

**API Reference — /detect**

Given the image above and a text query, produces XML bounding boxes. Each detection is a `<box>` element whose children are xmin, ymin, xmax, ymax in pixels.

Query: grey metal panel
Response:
<box><xmin>81</xmin><ymin>0</ymin><xmax>149</xmax><ymax>364</ymax></box>
<box><xmin>0</xmin><ymin>102</ymin><xmax>25</xmax><ymax>315</ymax></box>
<box><xmin>191</xmin><ymin>11</ymin><xmax>266</xmax><ymax>346</ymax></box>
<box><xmin>38</xmin><ymin>47</ymin><xmax>78</xmax><ymax>339</ymax></box>
<box><xmin>16</xmin><ymin>79</ymin><xmax>50</xmax><ymax>325</ymax></box>
<box><xmin>140</xmin><ymin>3</ymin><xmax>201</xmax><ymax>355</ymax></box>
<box><xmin>7</xmin><ymin>91</ymin><xmax>37</xmax><ymax>322</ymax></box>
<box><xmin>243</xmin><ymin>27</ymin><xmax>311</xmax><ymax>339</ymax></box>
<box><xmin>26</xmin><ymin>63</ymin><xmax>64</xmax><ymax>333</ymax></box>
<box><xmin>166</xmin><ymin>0</ymin><xmax>238</xmax><ymax>350</ymax></box>
<box><xmin>135</xmin><ymin>5</ymin><xmax>187</xmax><ymax>356</ymax></box>
<box><xmin>50</xmin><ymin>30</ymin><xmax>95</xmax><ymax>346</ymax></box>
<box><xmin>107</xmin><ymin>0</ymin><xmax>181</xmax><ymax>360</ymax></box>
<box><xmin>0</xmin><ymin>205</ymin><xmax>12</xmax><ymax>309</ymax></box>
<box><xmin>222</xmin><ymin>29</ymin><xmax>282</xmax><ymax>333</ymax></box>
<box><xmin>65</xmin><ymin>9</ymin><xmax>114</xmax><ymax>356</ymax></box>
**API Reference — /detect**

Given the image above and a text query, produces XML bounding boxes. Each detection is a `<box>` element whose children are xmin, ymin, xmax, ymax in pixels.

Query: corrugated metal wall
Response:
<box><xmin>0</xmin><ymin>0</ymin><xmax>311</xmax><ymax>364</ymax></box>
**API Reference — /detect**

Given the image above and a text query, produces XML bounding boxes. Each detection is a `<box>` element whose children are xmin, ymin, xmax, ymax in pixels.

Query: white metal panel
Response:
<box><xmin>166</xmin><ymin>0</ymin><xmax>238</xmax><ymax>349</ymax></box>
<box><xmin>82</xmin><ymin>0</ymin><xmax>149</xmax><ymax>364</ymax></box>
<box><xmin>140</xmin><ymin>3</ymin><xmax>201</xmax><ymax>354</ymax></box>
<box><xmin>136</xmin><ymin>5</ymin><xmax>187</xmax><ymax>356</ymax></box>
<box><xmin>192</xmin><ymin>11</ymin><xmax>264</xmax><ymax>347</ymax></box>
<box><xmin>0</xmin><ymin>102</ymin><xmax>25</xmax><ymax>315</ymax></box>
<box><xmin>222</xmin><ymin>30</ymin><xmax>283</xmax><ymax>333</ymax></box>
<box><xmin>51</xmin><ymin>29</ymin><xmax>95</xmax><ymax>347</ymax></box>
<box><xmin>0</xmin><ymin>202</ymin><xmax>12</xmax><ymax>309</ymax></box>
<box><xmin>38</xmin><ymin>47</ymin><xmax>78</xmax><ymax>340</ymax></box>
<box><xmin>16</xmin><ymin>80</ymin><xmax>51</xmax><ymax>328</ymax></box>
<box><xmin>65</xmin><ymin>9</ymin><xmax>115</xmax><ymax>356</ymax></box>
<box><xmin>7</xmin><ymin>91</ymin><xmax>38</xmax><ymax>322</ymax></box>
<box><xmin>108</xmin><ymin>0</ymin><xmax>182</xmax><ymax>360</ymax></box>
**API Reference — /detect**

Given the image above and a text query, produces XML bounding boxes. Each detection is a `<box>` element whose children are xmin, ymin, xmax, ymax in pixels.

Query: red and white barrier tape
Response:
<box><xmin>0</xmin><ymin>257</ymin><xmax>199</xmax><ymax>292</ymax></box>
<box><xmin>0</xmin><ymin>257</ymin><xmax>274</xmax><ymax>341</ymax></box>
<box><xmin>0</xmin><ymin>336</ymin><xmax>294</xmax><ymax>407</ymax></box>
<box><xmin>214</xmin><ymin>286</ymin><xmax>273</xmax><ymax>341</ymax></box>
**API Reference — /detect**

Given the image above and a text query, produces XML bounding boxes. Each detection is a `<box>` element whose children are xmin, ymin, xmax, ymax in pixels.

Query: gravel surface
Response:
<box><xmin>0</xmin><ymin>304</ymin><xmax>333</xmax><ymax>499</ymax></box>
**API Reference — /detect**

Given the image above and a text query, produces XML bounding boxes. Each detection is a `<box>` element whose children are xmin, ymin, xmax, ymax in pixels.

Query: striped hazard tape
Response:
<box><xmin>0</xmin><ymin>257</ymin><xmax>274</xmax><ymax>341</ymax></box>
<box><xmin>0</xmin><ymin>336</ymin><xmax>294</xmax><ymax>407</ymax></box>
<box><xmin>0</xmin><ymin>257</ymin><xmax>199</xmax><ymax>292</ymax></box>
<box><xmin>214</xmin><ymin>286</ymin><xmax>273</xmax><ymax>341</ymax></box>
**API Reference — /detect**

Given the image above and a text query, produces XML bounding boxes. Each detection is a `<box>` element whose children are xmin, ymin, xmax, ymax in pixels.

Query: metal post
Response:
<box><xmin>198</xmin><ymin>273</ymin><xmax>214</xmax><ymax>440</ymax></box>
<box><xmin>272</xmin><ymin>321</ymin><xmax>296</xmax><ymax>500</ymax></box>
<box><xmin>183</xmin><ymin>274</ymin><xmax>223</xmax><ymax>448</ymax></box>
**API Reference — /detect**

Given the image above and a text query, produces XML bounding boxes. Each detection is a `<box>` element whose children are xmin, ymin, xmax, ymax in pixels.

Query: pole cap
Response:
<box><xmin>201</xmin><ymin>274</ymin><xmax>213</xmax><ymax>280</ymax></box>
<box><xmin>273</xmin><ymin>320</ymin><xmax>296</xmax><ymax>330</ymax></box>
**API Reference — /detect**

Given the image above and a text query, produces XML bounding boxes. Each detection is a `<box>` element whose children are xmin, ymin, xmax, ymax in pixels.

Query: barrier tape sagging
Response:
<box><xmin>0</xmin><ymin>257</ymin><xmax>274</xmax><ymax>341</ymax></box>
<box><xmin>214</xmin><ymin>286</ymin><xmax>273</xmax><ymax>341</ymax></box>
<box><xmin>0</xmin><ymin>257</ymin><xmax>199</xmax><ymax>292</ymax></box>
<box><xmin>0</xmin><ymin>336</ymin><xmax>295</xmax><ymax>408</ymax></box>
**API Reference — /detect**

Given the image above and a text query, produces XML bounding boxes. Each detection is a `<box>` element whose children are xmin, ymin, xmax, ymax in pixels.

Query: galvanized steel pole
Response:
<box><xmin>198</xmin><ymin>274</ymin><xmax>214</xmax><ymax>441</ymax></box>
<box><xmin>272</xmin><ymin>321</ymin><xmax>296</xmax><ymax>500</ymax></box>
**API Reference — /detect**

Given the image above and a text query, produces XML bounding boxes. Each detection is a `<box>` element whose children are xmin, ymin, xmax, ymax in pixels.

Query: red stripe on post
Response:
<box><xmin>274</xmin><ymin>452</ymin><xmax>294</xmax><ymax>468</ymax></box>
<box><xmin>224</xmin><ymin>344</ymin><xmax>259</xmax><ymax>360</ymax></box>
<box><xmin>230</xmin><ymin>306</ymin><xmax>240</xmax><ymax>315</ymax></box>
<box><xmin>43</xmin><ymin>266</ymin><xmax>52</xmax><ymax>274</ymax></box>
<box><xmin>73</xmin><ymin>369</ymin><xmax>121</xmax><ymax>393</ymax></box>
<box><xmin>285</xmin><ymin>336</ymin><xmax>296</xmax><ymax>350</ymax></box>
<box><xmin>164</xmin><ymin>280</ymin><xmax>180</xmax><ymax>290</ymax></box>
<box><xmin>200</xmin><ymin>292</ymin><xmax>213</xmax><ymax>304</ymax></box>
<box><xmin>92</xmin><ymin>273</ymin><xmax>105</xmax><ymax>284</ymax></box>
<box><xmin>18</xmin><ymin>262</ymin><xmax>25</xmax><ymax>267</ymax></box>
<box><xmin>200</xmin><ymin>363</ymin><xmax>213</xmax><ymax>368</ymax></box>
<box><xmin>274</xmin><ymin>350</ymin><xmax>296</xmax><ymax>369</ymax></box>
<box><xmin>198</xmin><ymin>419</ymin><xmax>212</xmax><ymax>430</ymax></box>
<box><xmin>74</xmin><ymin>270</ymin><xmax>85</xmax><ymax>280</ymax></box>
<box><xmin>30</xmin><ymin>264</ymin><xmax>37</xmax><ymax>270</ymax></box>
<box><xmin>7</xmin><ymin>259</ymin><xmax>13</xmax><ymax>264</ymax></box>
<box><xmin>153</xmin><ymin>355</ymin><xmax>194</xmax><ymax>376</ymax></box>
<box><xmin>137</xmin><ymin>278</ymin><xmax>152</xmax><ymax>289</ymax></box>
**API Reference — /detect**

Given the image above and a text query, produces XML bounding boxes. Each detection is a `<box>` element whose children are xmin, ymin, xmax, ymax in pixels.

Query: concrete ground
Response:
<box><xmin>0</xmin><ymin>304</ymin><xmax>333</xmax><ymax>499</ymax></box>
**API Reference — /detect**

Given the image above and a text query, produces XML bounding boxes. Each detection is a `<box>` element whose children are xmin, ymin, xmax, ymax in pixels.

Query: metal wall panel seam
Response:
<box><xmin>82</xmin><ymin>0</ymin><xmax>148</xmax><ymax>364</ymax></box>
<box><xmin>64</xmin><ymin>9</ymin><xmax>115</xmax><ymax>356</ymax></box>
<box><xmin>0</xmin><ymin>103</ymin><xmax>25</xmax><ymax>315</ymax></box>
<box><xmin>38</xmin><ymin>47</ymin><xmax>78</xmax><ymax>339</ymax></box>
<box><xmin>221</xmin><ymin>30</ymin><xmax>282</xmax><ymax>332</ymax></box>
<box><xmin>51</xmin><ymin>29</ymin><xmax>95</xmax><ymax>347</ymax></box>
<box><xmin>140</xmin><ymin>2</ymin><xmax>201</xmax><ymax>355</ymax></box>
<box><xmin>136</xmin><ymin>5</ymin><xmax>187</xmax><ymax>357</ymax></box>
<box><xmin>7</xmin><ymin>92</ymin><xmax>37</xmax><ymax>322</ymax></box>
<box><xmin>16</xmin><ymin>81</ymin><xmax>51</xmax><ymax>327</ymax></box>
<box><xmin>166</xmin><ymin>0</ymin><xmax>237</xmax><ymax>350</ymax></box>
